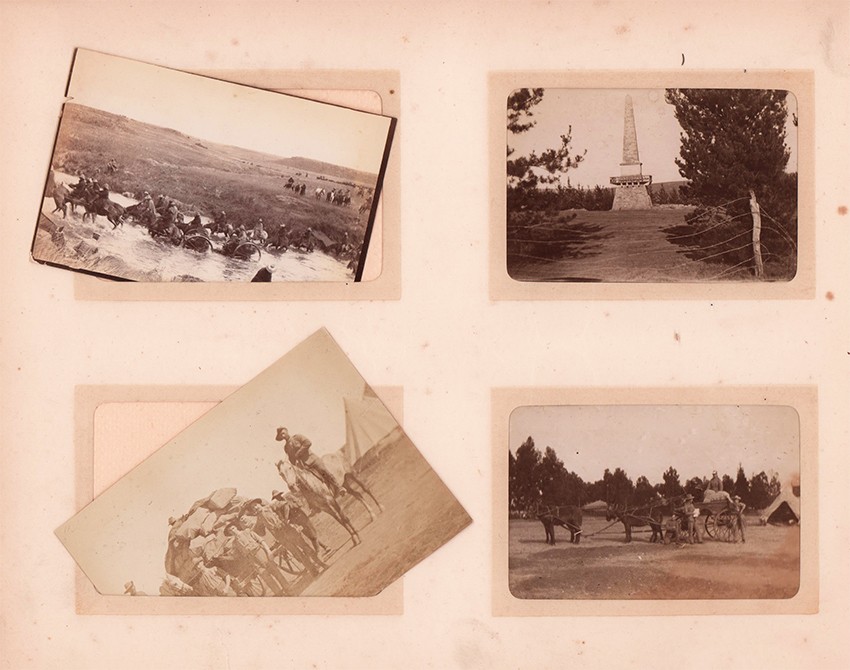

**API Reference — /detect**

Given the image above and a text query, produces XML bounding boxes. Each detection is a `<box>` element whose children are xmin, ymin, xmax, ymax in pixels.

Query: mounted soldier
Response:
<box><xmin>275</xmin><ymin>427</ymin><xmax>344</xmax><ymax>498</ymax></box>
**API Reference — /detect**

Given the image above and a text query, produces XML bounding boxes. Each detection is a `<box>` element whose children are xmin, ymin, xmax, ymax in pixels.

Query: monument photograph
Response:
<box><xmin>33</xmin><ymin>50</ymin><xmax>395</xmax><ymax>283</ymax></box>
<box><xmin>55</xmin><ymin>330</ymin><xmax>471</xmax><ymax>597</ymax></box>
<box><xmin>507</xmin><ymin>404</ymin><xmax>802</xmax><ymax>600</ymax></box>
<box><xmin>506</xmin><ymin>87</ymin><xmax>799</xmax><ymax>282</ymax></box>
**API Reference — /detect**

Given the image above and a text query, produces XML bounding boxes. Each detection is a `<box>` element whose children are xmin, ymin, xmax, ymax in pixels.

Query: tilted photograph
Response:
<box><xmin>56</xmin><ymin>330</ymin><xmax>471</xmax><ymax>597</ymax></box>
<box><xmin>507</xmin><ymin>404</ymin><xmax>801</xmax><ymax>600</ymax></box>
<box><xmin>506</xmin><ymin>87</ymin><xmax>798</xmax><ymax>282</ymax></box>
<box><xmin>33</xmin><ymin>50</ymin><xmax>395</xmax><ymax>283</ymax></box>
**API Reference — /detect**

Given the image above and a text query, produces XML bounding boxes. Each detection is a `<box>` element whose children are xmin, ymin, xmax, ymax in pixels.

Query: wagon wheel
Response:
<box><xmin>183</xmin><ymin>235</ymin><xmax>213</xmax><ymax>253</ymax></box>
<box><xmin>274</xmin><ymin>545</ymin><xmax>307</xmax><ymax>577</ymax></box>
<box><xmin>704</xmin><ymin>511</ymin><xmax>717</xmax><ymax>539</ymax></box>
<box><xmin>713</xmin><ymin>509</ymin><xmax>738</xmax><ymax>542</ymax></box>
<box><xmin>234</xmin><ymin>242</ymin><xmax>262</xmax><ymax>261</ymax></box>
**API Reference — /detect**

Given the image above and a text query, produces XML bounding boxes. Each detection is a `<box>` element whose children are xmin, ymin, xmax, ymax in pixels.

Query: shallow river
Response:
<box><xmin>46</xmin><ymin>173</ymin><xmax>354</xmax><ymax>282</ymax></box>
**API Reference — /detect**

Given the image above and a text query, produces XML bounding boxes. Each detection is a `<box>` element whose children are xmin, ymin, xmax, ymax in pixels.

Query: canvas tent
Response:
<box><xmin>762</xmin><ymin>492</ymin><xmax>801</xmax><ymax>525</ymax></box>
<box><xmin>340</xmin><ymin>391</ymin><xmax>399</xmax><ymax>465</ymax></box>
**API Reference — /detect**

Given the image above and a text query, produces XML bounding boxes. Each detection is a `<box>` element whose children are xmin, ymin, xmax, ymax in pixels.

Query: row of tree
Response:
<box><xmin>508</xmin><ymin>437</ymin><xmax>782</xmax><ymax>516</ymax></box>
<box><xmin>507</xmin><ymin>181</ymin><xmax>688</xmax><ymax>212</ymax></box>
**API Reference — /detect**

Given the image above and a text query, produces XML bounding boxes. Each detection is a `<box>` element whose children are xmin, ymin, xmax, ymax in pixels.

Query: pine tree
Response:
<box><xmin>634</xmin><ymin>475</ymin><xmax>655</xmax><ymax>505</ymax></box>
<box><xmin>664</xmin><ymin>89</ymin><xmax>791</xmax><ymax>207</ymax></box>
<box><xmin>512</xmin><ymin>437</ymin><xmax>542</xmax><ymax>512</ymax></box>
<box><xmin>507</xmin><ymin>88</ymin><xmax>586</xmax><ymax>192</ymax></box>
<box><xmin>733</xmin><ymin>464</ymin><xmax>750</xmax><ymax>504</ymax></box>
<box><xmin>662</xmin><ymin>466</ymin><xmax>685</xmax><ymax>498</ymax></box>
<box><xmin>664</xmin><ymin>89</ymin><xmax>797</xmax><ymax>275</ymax></box>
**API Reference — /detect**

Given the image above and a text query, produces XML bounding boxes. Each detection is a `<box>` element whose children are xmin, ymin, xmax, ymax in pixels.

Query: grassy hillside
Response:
<box><xmin>50</xmin><ymin>104</ymin><xmax>376</xmax><ymax>245</ymax></box>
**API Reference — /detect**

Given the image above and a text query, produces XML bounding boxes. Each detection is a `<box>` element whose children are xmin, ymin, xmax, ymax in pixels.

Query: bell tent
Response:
<box><xmin>340</xmin><ymin>391</ymin><xmax>400</xmax><ymax>467</ymax></box>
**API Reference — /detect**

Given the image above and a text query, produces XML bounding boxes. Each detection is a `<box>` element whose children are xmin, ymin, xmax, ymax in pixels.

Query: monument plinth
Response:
<box><xmin>610</xmin><ymin>95</ymin><xmax>653</xmax><ymax>210</ymax></box>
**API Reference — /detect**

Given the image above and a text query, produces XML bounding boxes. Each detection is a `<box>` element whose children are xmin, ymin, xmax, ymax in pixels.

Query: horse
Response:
<box><xmin>322</xmin><ymin>451</ymin><xmax>383</xmax><ymax>522</ymax></box>
<box><xmin>51</xmin><ymin>182</ymin><xmax>71</xmax><ymax>218</ymax></box>
<box><xmin>606</xmin><ymin>500</ymin><xmax>669</xmax><ymax>543</ymax></box>
<box><xmin>276</xmin><ymin>460</ymin><xmax>362</xmax><ymax>546</ymax></box>
<box><xmin>536</xmin><ymin>503</ymin><xmax>582</xmax><ymax>544</ymax></box>
<box><xmin>84</xmin><ymin>195</ymin><xmax>127</xmax><ymax>229</ymax></box>
<box><xmin>314</xmin><ymin>188</ymin><xmax>325</xmax><ymax>200</ymax></box>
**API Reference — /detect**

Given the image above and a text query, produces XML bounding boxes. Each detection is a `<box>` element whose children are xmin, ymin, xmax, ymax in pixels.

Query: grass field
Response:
<box><xmin>507</xmin><ymin>207</ymin><xmax>794</xmax><ymax>282</ymax></box>
<box><xmin>508</xmin><ymin>517</ymin><xmax>800</xmax><ymax>600</ymax></box>
<box><xmin>50</xmin><ymin>103</ymin><xmax>376</xmax><ymax>249</ymax></box>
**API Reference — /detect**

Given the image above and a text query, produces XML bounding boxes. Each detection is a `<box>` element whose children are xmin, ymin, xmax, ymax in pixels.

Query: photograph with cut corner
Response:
<box><xmin>56</xmin><ymin>330</ymin><xmax>470</xmax><ymax>597</ymax></box>
<box><xmin>506</xmin><ymin>87</ymin><xmax>798</xmax><ymax>282</ymax></box>
<box><xmin>33</xmin><ymin>50</ymin><xmax>395</xmax><ymax>283</ymax></box>
<box><xmin>508</xmin><ymin>405</ymin><xmax>801</xmax><ymax>600</ymax></box>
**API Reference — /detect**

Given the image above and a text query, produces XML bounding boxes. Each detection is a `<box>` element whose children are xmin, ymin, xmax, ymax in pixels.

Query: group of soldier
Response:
<box><xmin>160</xmin><ymin>487</ymin><xmax>328</xmax><ymax>597</ymax></box>
<box><xmin>668</xmin><ymin>470</ymin><xmax>747</xmax><ymax>545</ymax></box>
<box><xmin>68</xmin><ymin>174</ymin><xmax>111</xmax><ymax>209</ymax></box>
<box><xmin>150</xmin><ymin>425</ymin><xmax>344</xmax><ymax>598</ymax></box>
<box><xmin>65</xmin><ymin>170</ymin><xmax>356</xmax><ymax>268</ymax></box>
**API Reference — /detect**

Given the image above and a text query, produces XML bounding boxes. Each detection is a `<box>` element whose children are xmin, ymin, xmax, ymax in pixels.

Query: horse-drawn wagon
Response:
<box><xmin>604</xmin><ymin>491</ymin><xmax>745</xmax><ymax>544</ymax></box>
<box><xmin>696</xmin><ymin>495</ymin><xmax>745</xmax><ymax>543</ymax></box>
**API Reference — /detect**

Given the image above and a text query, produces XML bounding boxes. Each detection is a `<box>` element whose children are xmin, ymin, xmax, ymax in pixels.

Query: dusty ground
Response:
<box><xmin>509</xmin><ymin>516</ymin><xmax>800</xmax><ymax>600</ymax></box>
<box><xmin>294</xmin><ymin>435</ymin><xmax>471</xmax><ymax>597</ymax></box>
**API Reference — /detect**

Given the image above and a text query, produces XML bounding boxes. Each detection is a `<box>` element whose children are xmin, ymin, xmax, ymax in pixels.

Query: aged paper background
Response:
<box><xmin>1</xmin><ymin>2</ymin><xmax>849</xmax><ymax>669</ymax></box>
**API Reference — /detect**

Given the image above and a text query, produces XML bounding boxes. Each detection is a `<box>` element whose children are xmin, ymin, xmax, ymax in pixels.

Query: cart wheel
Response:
<box><xmin>234</xmin><ymin>242</ymin><xmax>262</xmax><ymax>261</ymax></box>
<box><xmin>276</xmin><ymin>550</ymin><xmax>307</xmax><ymax>576</ymax></box>
<box><xmin>714</xmin><ymin>509</ymin><xmax>737</xmax><ymax>542</ymax></box>
<box><xmin>704</xmin><ymin>512</ymin><xmax>717</xmax><ymax>539</ymax></box>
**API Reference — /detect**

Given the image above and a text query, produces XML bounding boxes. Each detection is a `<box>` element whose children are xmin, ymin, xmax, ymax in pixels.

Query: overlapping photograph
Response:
<box><xmin>506</xmin><ymin>87</ymin><xmax>798</xmax><ymax>282</ymax></box>
<box><xmin>508</xmin><ymin>404</ymin><xmax>802</xmax><ymax>600</ymax></box>
<box><xmin>56</xmin><ymin>330</ymin><xmax>470</xmax><ymax>597</ymax></box>
<box><xmin>33</xmin><ymin>50</ymin><xmax>395</xmax><ymax>282</ymax></box>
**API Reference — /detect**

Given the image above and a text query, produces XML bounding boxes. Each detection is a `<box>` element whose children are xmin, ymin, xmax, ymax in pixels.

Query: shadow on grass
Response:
<box><xmin>508</xmin><ymin>218</ymin><xmax>614</xmax><ymax>262</ymax></box>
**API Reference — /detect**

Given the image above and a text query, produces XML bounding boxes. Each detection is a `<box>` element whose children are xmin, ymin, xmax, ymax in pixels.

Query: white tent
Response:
<box><xmin>340</xmin><ymin>393</ymin><xmax>399</xmax><ymax>465</ymax></box>
<box><xmin>762</xmin><ymin>490</ymin><xmax>801</xmax><ymax>525</ymax></box>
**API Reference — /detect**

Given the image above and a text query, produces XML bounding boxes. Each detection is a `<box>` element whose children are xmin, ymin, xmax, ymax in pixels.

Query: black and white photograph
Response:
<box><xmin>506</xmin><ymin>87</ymin><xmax>799</xmax><ymax>282</ymax></box>
<box><xmin>507</xmin><ymin>404</ymin><xmax>802</xmax><ymax>600</ymax></box>
<box><xmin>55</xmin><ymin>329</ymin><xmax>471</xmax><ymax>597</ymax></box>
<box><xmin>33</xmin><ymin>50</ymin><xmax>395</xmax><ymax>282</ymax></box>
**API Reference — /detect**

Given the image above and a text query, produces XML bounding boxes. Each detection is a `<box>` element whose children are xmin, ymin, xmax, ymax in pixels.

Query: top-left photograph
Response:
<box><xmin>33</xmin><ymin>50</ymin><xmax>396</xmax><ymax>283</ymax></box>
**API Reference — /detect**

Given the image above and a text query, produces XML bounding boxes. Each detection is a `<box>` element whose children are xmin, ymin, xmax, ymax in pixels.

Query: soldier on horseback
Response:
<box><xmin>275</xmin><ymin>427</ymin><xmax>344</xmax><ymax>498</ymax></box>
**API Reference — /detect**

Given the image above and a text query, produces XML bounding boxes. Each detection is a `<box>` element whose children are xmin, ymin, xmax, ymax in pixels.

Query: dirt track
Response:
<box><xmin>295</xmin><ymin>435</ymin><xmax>471</xmax><ymax>597</ymax></box>
<box><xmin>509</xmin><ymin>517</ymin><xmax>800</xmax><ymax>600</ymax></box>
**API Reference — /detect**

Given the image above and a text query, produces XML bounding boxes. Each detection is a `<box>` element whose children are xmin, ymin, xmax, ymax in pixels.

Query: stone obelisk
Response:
<box><xmin>610</xmin><ymin>94</ymin><xmax>652</xmax><ymax>210</ymax></box>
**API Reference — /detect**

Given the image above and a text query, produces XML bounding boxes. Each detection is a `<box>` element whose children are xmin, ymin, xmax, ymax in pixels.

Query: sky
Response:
<box><xmin>509</xmin><ymin>404</ymin><xmax>799</xmax><ymax>487</ymax></box>
<box><xmin>508</xmin><ymin>88</ymin><xmax>799</xmax><ymax>189</ymax></box>
<box><xmin>67</xmin><ymin>50</ymin><xmax>392</xmax><ymax>174</ymax></box>
<box><xmin>56</xmin><ymin>329</ymin><xmax>398</xmax><ymax>595</ymax></box>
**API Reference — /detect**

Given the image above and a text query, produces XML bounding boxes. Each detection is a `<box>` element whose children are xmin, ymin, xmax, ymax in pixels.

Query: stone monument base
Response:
<box><xmin>611</xmin><ymin>185</ymin><xmax>652</xmax><ymax>210</ymax></box>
